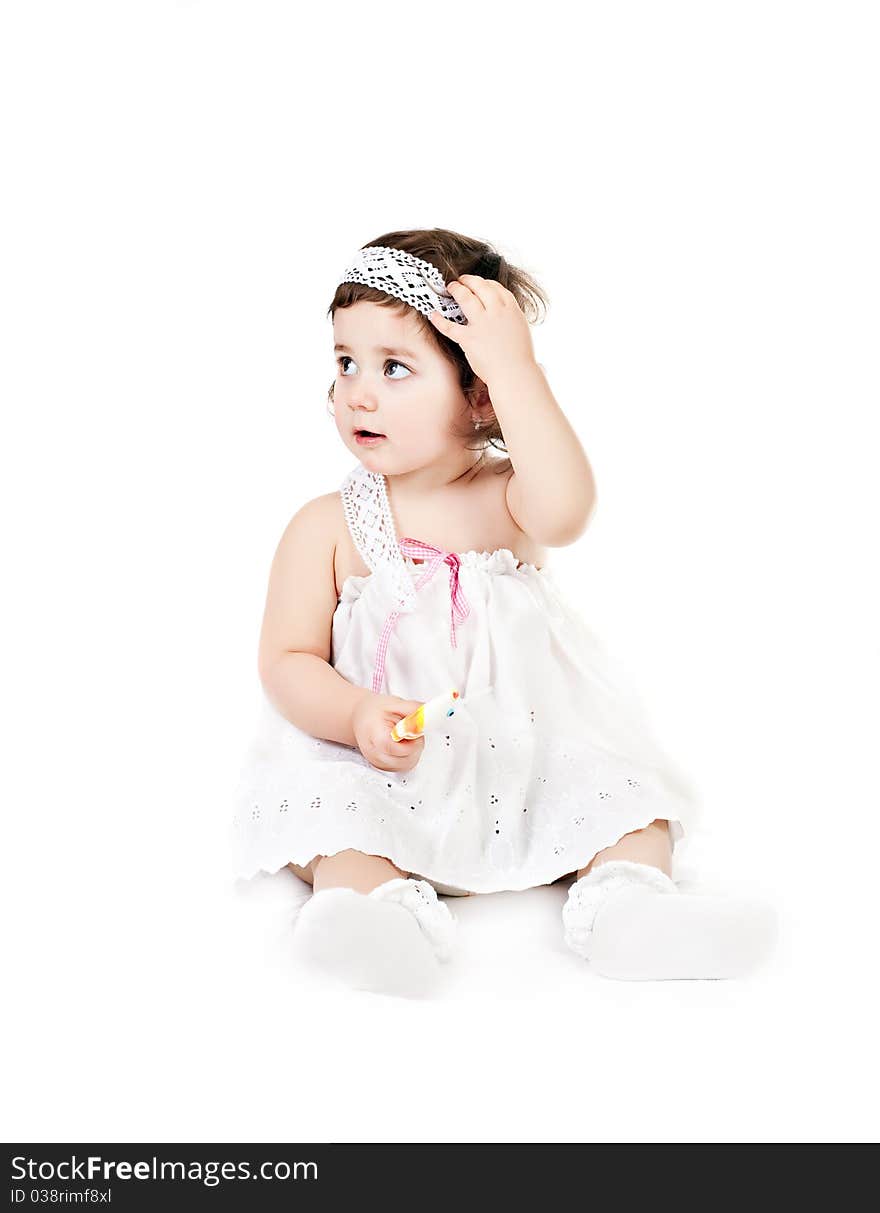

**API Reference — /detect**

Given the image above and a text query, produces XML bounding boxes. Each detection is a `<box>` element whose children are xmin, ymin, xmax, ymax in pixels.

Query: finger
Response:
<box><xmin>427</xmin><ymin>308</ymin><xmax>465</xmax><ymax>341</ymax></box>
<box><xmin>386</xmin><ymin>703</ymin><xmax>427</xmax><ymax>729</ymax></box>
<box><xmin>458</xmin><ymin>274</ymin><xmax>514</xmax><ymax>311</ymax></box>
<box><xmin>372</xmin><ymin>755</ymin><xmax>409</xmax><ymax>772</ymax></box>
<box><xmin>382</xmin><ymin>735</ymin><xmax>419</xmax><ymax>757</ymax></box>
<box><xmin>373</xmin><ymin>737</ymin><xmax>424</xmax><ymax>770</ymax></box>
<box><xmin>447</xmin><ymin>278</ymin><xmax>487</xmax><ymax>311</ymax></box>
<box><xmin>387</xmin><ymin>725</ymin><xmax>417</xmax><ymax>745</ymax></box>
<box><xmin>385</xmin><ymin>708</ymin><xmax>418</xmax><ymax>732</ymax></box>
<box><xmin>379</xmin><ymin>743</ymin><xmax>422</xmax><ymax>770</ymax></box>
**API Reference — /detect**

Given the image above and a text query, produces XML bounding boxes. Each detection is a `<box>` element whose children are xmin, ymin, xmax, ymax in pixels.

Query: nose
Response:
<box><xmin>346</xmin><ymin>384</ymin><xmax>380</xmax><ymax>415</ymax></box>
<box><xmin>349</xmin><ymin>396</ymin><xmax>378</xmax><ymax>412</ymax></box>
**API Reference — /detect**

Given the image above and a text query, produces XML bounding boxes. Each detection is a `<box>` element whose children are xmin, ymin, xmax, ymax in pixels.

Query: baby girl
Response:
<box><xmin>231</xmin><ymin>229</ymin><xmax>776</xmax><ymax>997</ymax></box>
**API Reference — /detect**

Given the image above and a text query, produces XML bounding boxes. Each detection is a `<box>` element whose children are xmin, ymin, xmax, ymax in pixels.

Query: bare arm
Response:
<box><xmin>495</xmin><ymin>361</ymin><xmax>597</xmax><ymax>546</ymax></box>
<box><xmin>261</xmin><ymin>653</ymin><xmax>371</xmax><ymax>748</ymax></box>
<box><xmin>256</xmin><ymin>494</ymin><xmax>370</xmax><ymax>747</ymax></box>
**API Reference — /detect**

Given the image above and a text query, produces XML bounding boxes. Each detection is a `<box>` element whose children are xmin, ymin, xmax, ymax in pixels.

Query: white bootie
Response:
<box><xmin>367</xmin><ymin>877</ymin><xmax>458</xmax><ymax>962</ymax></box>
<box><xmin>562</xmin><ymin>860</ymin><xmax>777</xmax><ymax>980</ymax></box>
<box><xmin>292</xmin><ymin>877</ymin><xmax>457</xmax><ymax>998</ymax></box>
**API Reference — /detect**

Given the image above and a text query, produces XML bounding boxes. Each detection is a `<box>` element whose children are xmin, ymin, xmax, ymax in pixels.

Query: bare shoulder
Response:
<box><xmin>278</xmin><ymin>491</ymin><xmax>340</xmax><ymax>551</ymax></box>
<box><xmin>304</xmin><ymin>492</ymin><xmax>348</xmax><ymax>582</ymax></box>
<box><xmin>256</xmin><ymin>492</ymin><xmax>341</xmax><ymax>677</ymax></box>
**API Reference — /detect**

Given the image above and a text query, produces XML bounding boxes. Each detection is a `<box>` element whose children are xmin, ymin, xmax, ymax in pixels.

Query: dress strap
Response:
<box><xmin>339</xmin><ymin>464</ymin><xmax>417</xmax><ymax>612</ymax></box>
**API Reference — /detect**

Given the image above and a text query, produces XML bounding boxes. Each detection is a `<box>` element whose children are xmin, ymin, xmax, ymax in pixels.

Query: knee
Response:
<box><xmin>287</xmin><ymin>854</ymin><xmax>324</xmax><ymax>885</ymax></box>
<box><xmin>337</xmin><ymin>848</ymin><xmax>409</xmax><ymax>877</ymax></box>
<box><xmin>313</xmin><ymin>849</ymin><xmax>409</xmax><ymax>894</ymax></box>
<box><xmin>578</xmin><ymin>818</ymin><xmax>671</xmax><ymax>879</ymax></box>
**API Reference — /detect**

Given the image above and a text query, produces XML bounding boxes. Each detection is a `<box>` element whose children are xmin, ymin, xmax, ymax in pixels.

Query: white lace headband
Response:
<box><xmin>338</xmin><ymin>245</ymin><xmax>468</xmax><ymax>325</ymax></box>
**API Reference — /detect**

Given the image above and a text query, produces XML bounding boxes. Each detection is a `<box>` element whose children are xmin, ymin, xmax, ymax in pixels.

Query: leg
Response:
<box><xmin>287</xmin><ymin>856</ymin><xmax>321</xmax><ymax>885</ymax></box>
<box><xmin>291</xmin><ymin>849</ymin><xmax>452</xmax><ymax>998</ymax></box>
<box><xmin>563</xmin><ymin>818</ymin><xmax>776</xmax><ymax>979</ymax></box>
<box><xmin>312</xmin><ymin>849</ymin><xmax>410</xmax><ymax>894</ymax></box>
<box><xmin>287</xmin><ymin>850</ymin><xmax>409</xmax><ymax>892</ymax></box>
<box><xmin>577</xmin><ymin>818</ymin><xmax>671</xmax><ymax>880</ymax></box>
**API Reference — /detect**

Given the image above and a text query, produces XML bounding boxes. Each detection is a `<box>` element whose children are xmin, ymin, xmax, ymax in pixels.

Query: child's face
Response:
<box><xmin>332</xmin><ymin>301</ymin><xmax>477</xmax><ymax>473</ymax></box>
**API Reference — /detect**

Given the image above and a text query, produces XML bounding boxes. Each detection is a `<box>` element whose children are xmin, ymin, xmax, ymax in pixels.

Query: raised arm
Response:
<box><xmin>497</xmin><ymin>361</ymin><xmax>597</xmax><ymax>546</ymax></box>
<box><xmin>427</xmin><ymin>276</ymin><xmax>597</xmax><ymax>547</ymax></box>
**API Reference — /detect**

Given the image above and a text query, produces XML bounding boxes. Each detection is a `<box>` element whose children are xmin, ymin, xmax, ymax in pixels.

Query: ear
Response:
<box><xmin>467</xmin><ymin>379</ymin><xmax>491</xmax><ymax>407</ymax></box>
<box><xmin>466</xmin><ymin>380</ymin><xmax>496</xmax><ymax>428</ymax></box>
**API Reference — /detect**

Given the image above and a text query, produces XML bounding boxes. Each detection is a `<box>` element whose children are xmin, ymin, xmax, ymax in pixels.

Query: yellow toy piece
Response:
<box><xmin>391</xmin><ymin>689</ymin><xmax>460</xmax><ymax>741</ymax></box>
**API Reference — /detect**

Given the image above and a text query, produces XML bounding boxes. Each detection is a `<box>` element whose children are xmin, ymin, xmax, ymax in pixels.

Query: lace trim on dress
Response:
<box><xmin>339</xmin><ymin>464</ymin><xmax>418</xmax><ymax>612</ymax></box>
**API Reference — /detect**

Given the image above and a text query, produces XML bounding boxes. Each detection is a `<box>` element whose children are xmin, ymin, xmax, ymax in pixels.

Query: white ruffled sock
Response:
<box><xmin>562</xmin><ymin>860</ymin><xmax>777</xmax><ymax>980</ymax></box>
<box><xmin>292</xmin><ymin>877</ymin><xmax>457</xmax><ymax>998</ymax></box>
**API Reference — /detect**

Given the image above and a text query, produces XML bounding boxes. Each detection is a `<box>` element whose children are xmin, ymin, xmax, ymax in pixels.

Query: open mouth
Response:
<box><xmin>354</xmin><ymin>428</ymin><xmax>386</xmax><ymax>441</ymax></box>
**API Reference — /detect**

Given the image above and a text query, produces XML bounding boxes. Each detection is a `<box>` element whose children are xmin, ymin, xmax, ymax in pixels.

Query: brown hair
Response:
<box><xmin>326</xmin><ymin>227</ymin><xmax>549</xmax><ymax>468</ymax></box>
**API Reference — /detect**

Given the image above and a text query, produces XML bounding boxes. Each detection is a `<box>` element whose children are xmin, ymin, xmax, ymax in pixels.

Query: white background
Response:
<box><xmin>2</xmin><ymin>0</ymin><xmax>878</xmax><ymax>1143</ymax></box>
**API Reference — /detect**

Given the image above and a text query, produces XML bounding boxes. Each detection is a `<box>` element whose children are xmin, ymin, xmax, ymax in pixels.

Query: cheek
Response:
<box><xmin>398</xmin><ymin>386</ymin><xmax>457</xmax><ymax>428</ymax></box>
<box><xmin>395</xmin><ymin>410</ymin><xmax>449</xmax><ymax>444</ymax></box>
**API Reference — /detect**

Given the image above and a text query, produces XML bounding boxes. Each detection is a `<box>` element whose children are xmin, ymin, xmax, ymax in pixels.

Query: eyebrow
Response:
<box><xmin>334</xmin><ymin>342</ymin><xmax>420</xmax><ymax>360</ymax></box>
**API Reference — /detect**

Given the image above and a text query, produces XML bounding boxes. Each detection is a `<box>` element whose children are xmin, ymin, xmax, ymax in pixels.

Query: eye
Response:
<box><xmin>336</xmin><ymin>356</ymin><xmax>411</xmax><ymax>380</ymax></box>
<box><xmin>385</xmin><ymin>360</ymin><xmax>411</xmax><ymax>379</ymax></box>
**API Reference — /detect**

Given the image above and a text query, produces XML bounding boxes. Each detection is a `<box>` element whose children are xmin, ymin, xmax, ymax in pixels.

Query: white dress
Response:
<box><xmin>230</xmin><ymin>462</ymin><xmax>701</xmax><ymax>895</ymax></box>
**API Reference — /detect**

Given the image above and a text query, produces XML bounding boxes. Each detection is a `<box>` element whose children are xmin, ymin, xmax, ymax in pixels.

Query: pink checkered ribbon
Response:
<box><xmin>372</xmin><ymin>537</ymin><xmax>472</xmax><ymax>694</ymax></box>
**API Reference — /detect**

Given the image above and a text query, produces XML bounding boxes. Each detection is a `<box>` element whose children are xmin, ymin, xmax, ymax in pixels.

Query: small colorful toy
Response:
<box><xmin>391</xmin><ymin>689</ymin><xmax>461</xmax><ymax>742</ymax></box>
